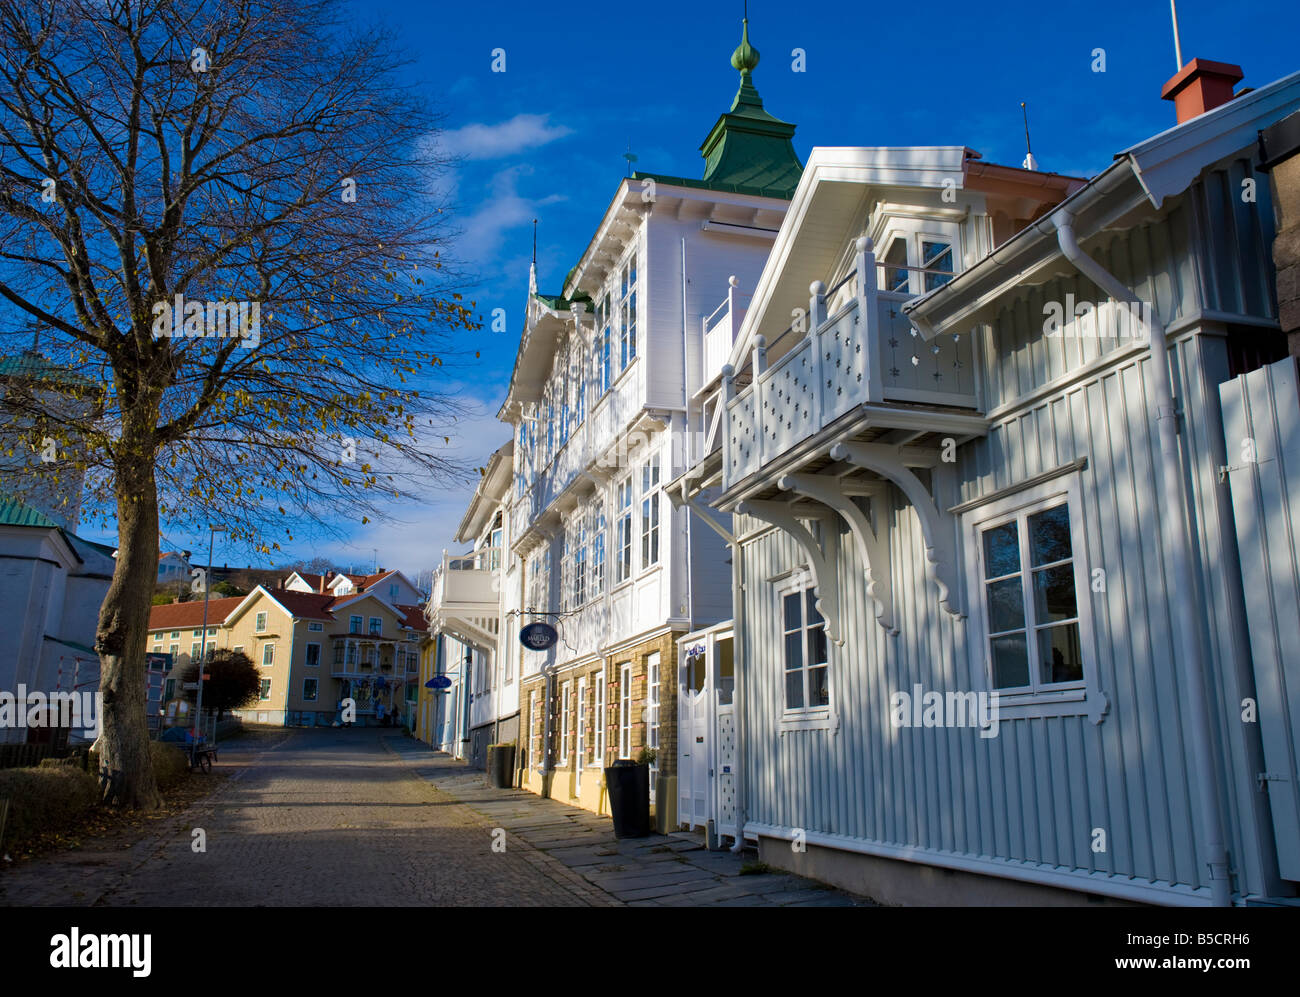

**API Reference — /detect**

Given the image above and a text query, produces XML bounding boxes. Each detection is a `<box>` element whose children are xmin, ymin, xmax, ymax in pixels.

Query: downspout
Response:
<box><xmin>1053</xmin><ymin>210</ymin><xmax>1233</xmax><ymax>907</ymax></box>
<box><xmin>681</xmin><ymin>236</ymin><xmax>695</xmax><ymax>632</ymax></box>
<box><xmin>728</xmin><ymin>530</ymin><xmax>747</xmax><ymax>853</ymax></box>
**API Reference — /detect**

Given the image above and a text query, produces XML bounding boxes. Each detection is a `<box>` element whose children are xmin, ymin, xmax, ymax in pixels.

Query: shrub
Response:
<box><xmin>150</xmin><ymin>742</ymin><xmax>189</xmax><ymax>789</ymax></box>
<box><xmin>0</xmin><ymin>765</ymin><xmax>101</xmax><ymax>850</ymax></box>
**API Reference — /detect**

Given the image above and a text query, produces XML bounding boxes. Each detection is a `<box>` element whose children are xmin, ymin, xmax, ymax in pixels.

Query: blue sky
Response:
<box><xmin>134</xmin><ymin>1</ymin><xmax>1300</xmax><ymax>575</ymax></box>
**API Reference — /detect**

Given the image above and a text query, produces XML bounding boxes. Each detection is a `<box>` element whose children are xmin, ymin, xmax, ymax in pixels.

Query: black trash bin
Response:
<box><xmin>604</xmin><ymin>759</ymin><xmax>650</xmax><ymax>838</ymax></box>
<box><xmin>486</xmin><ymin>744</ymin><xmax>516</xmax><ymax>788</ymax></box>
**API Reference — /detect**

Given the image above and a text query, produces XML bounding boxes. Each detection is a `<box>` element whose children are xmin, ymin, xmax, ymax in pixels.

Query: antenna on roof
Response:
<box><xmin>531</xmin><ymin>218</ymin><xmax>537</xmax><ymax>267</ymax></box>
<box><xmin>1170</xmin><ymin>0</ymin><xmax>1184</xmax><ymax>71</ymax></box>
<box><xmin>1020</xmin><ymin>101</ymin><xmax>1039</xmax><ymax>171</ymax></box>
<box><xmin>623</xmin><ymin>141</ymin><xmax>637</xmax><ymax>178</ymax></box>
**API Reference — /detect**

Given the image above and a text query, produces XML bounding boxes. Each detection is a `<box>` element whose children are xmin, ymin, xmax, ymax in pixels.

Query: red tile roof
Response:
<box><xmin>395</xmin><ymin>603</ymin><xmax>429</xmax><ymax>632</ymax></box>
<box><xmin>148</xmin><ymin>596</ymin><xmax>245</xmax><ymax>632</ymax></box>
<box><xmin>267</xmin><ymin>589</ymin><xmax>337</xmax><ymax>620</ymax></box>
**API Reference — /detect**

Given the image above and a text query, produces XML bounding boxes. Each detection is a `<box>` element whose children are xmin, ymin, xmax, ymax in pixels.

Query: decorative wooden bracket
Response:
<box><xmin>830</xmin><ymin>441</ymin><xmax>965</xmax><ymax>618</ymax></box>
<box><xmin>779</xmin><ymin>472</ymin><xmax>897</xmax><ymax>635</ymax></box>
<box><xmin>737</xmin><ymin>498</ymin><xmax>844</xmax><ymax>644</ymax></box>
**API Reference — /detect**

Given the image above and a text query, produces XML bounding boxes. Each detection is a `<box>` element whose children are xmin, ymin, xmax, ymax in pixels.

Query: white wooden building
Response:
<box><xmin>677</xmin><ymin>61</ymin><xmax>1300</xmax><ymax>905</ymax></box>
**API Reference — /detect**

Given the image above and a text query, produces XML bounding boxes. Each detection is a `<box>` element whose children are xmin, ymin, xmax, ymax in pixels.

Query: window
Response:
<box><xmin>170</xmin><ymin>631</ymin><xmax>180</xmax><ymax>639</ymax></box>
<box><xmin>308</xmin><ymin>622</ymin><xmax>323</xmax><ymax>632</ymax></box>
<box><xmin>259</xmin><ymin>679</ymin><xmax>271</xmax><ymax>700</ymax></box>
<box><xmin>388</xmin><ymin>583</ymin><xmax>399</xmax><ymax>601</ymax></box>
<box><xmin>598</xmin><ymin>294</ymin><xmax>613</xmax><ymax>393</ymax></box>
<box><xmin>349</xmin><ymin>615</ymin><xmax>362</xmax><ymax>634</ymax></box>
<box><xmin>193</xmin><ymin>629</ymin><xmax>203</xmax><ymax>638</ymax></box>
<box><xmin>921</xmin><ymin>240</ymin><xmax>954</xmax><ymax>291</ymax></box>
<box><xmin>593</xmin><ymin>669</ymin><xmax>606</xmax><ymax>765</ymax></box>
<box><xmin>883</xmin><ymin>238</ymin><xmax>909</xmax><ymax>292</ymax></box>
<box><xmin>615</xmin><ymin>476</ymin><xmax>633</xmax><ymax>583</ymax></box>
<box><xmin>617</xmin><ymin>663</ymin><xmax>633</xmax><ymax>759</ymax></box>
<box><xmin>528</xmin><ymin>689</ymin><xmax>539</xmax><ymax>769</ymax></box>
<box><xmin>207</xmin><ymin>627</ymin><xmax>217</xmax><ymax>636</ymax></box>
<box><xmin>647</xmin><ymin>652</ymin><xmax>660</xmax><ymax>752</ymax></box>
<box><xmin>254</xmin><ymin>612</ymin><xmax>267</xmax><ymax>633</ymax></box>
<box><xmin>640</xmin><ymin>454</ymin><xmax>661</xmax><ymax>568</ymax></box>
<box><xmin>571</xmin><ymin>517</ymin><xmax>586</xmax><ymax>608</ymax></box>
<box><xmin>559</xmin><ymin>681</ymin><xmax>571</xmax><ymax>765</ymax></box>
<box><xmin>527</xmin><ymin>549</ymin><xmax>550</xmax><ymax>613</ymax></box>
<box><xmin>303</xmin><ymin>678</ymin><xmax>318</xmax><ymax>701</ymax></box>
<box><xmin>576</xmin><ymin>676</ymin><xmax>588</xmax><ymax>768</ymax></box>
<box><xmin>369</xmin><ymin>616</ymin><xmax>382</xmax><ymax>635</ymax></box>
<box><xmin>305</xmin><ymin>643</ymin><xmax>321</xmax><ymax>668</ymax></box>
<box><xmin>619</xmin><ymin>256</ymin><xmax>637</xmax><ymax>370</ymax></box>
<box><xmin>590</xmin><ymin>496</ymin><xmax>606</xmax><ymax>597</ymax></box>
<box><xmin>190</xmin><ymin>642</ymin><xmax>202</xmax><ymax>660</ymax></box>
<box><xmin>782</xmin><ymin>585</ymin><xmax>830</xmax><ymax>712</ymax></box>
<box><xmin>262</xmin><ymin>643</ymin><xmax>275</xmax><ymax>668</ymax></box>
<box><xmin>169</xmin><ymin>644</ymin><xmax>178</xmax><ymax>657</ymax></box>
<box><xmin>979</xmin><ymin>499</ymin><xmax>1084</xmax><ymax>691</ymax></box>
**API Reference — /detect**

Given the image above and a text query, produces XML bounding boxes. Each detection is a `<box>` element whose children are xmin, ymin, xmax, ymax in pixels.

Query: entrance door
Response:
<box><xmin>678</xmin><ymin>644</ymin><xmax>709</xmax><ymax>829</ymax></box>
<box><xmin>575</xmin><ymin>676</ymin><xmax>587</xmax><ymax>797</ymax></box>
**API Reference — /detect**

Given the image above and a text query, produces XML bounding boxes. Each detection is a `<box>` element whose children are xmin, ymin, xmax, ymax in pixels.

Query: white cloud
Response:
<box><xmin>437</xmin><ymin>113</ymin><xmax>573</xmax><ymax>161</ymax></box>
<box><xmin>455</xmin><ymin>166</ymin><xmax>564</xmax><ymax>263</ymax></box>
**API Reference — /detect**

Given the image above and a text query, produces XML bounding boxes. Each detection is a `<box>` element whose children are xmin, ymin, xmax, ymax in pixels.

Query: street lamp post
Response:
<box><xmin>193</xmin><ymin>524</ymin><xmax>226</xmax><ymax>741</ymax></box>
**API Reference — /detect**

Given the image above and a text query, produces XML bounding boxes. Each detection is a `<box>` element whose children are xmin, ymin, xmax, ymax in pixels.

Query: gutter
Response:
<box><xmin>1052</xmin><ymin>210</ymin><xmax>1233</xmax><ymax>907</ymax></box>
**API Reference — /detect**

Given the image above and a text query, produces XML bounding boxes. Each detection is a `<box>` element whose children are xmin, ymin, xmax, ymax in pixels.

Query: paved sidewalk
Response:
<box><xmin>383</xmin><ymin>736</ymin><xmax>873</xmax><ymax>907</ymax></box>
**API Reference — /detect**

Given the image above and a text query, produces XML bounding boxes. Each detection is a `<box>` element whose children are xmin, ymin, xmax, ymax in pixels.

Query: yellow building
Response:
<box><xmin>147</xmin><ymin>584</ymin><xmax>428</xmax><ymax>726</ymax></box>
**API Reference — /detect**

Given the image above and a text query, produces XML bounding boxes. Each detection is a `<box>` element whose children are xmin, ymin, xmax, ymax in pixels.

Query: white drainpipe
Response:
<box><xmin>1053</xmin><ymin>210</ymin><xmax>1233</xmax><ymax>906</ymax></box>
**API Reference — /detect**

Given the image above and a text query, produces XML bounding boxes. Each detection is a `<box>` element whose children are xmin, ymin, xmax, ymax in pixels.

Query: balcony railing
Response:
<box><xmin>720</xmin><ymin>240</ymin><xmax>980</xmax><ymax>491</ymax></box>
<box><xmin>702</xmin><ymin>277</ymin><xmax>750</xmax><ymax>388</ymax></box>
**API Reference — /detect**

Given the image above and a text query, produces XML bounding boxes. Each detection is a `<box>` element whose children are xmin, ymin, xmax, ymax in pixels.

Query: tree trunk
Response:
<box><xmin>94</xmin><ymin>456</ymin><xmax>162</xmax><ymax>810</ymax></box>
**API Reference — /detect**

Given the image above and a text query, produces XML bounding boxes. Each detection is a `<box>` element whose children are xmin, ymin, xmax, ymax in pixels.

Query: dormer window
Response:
<box><xmin>883</xmin><ymin>239</ymin><xmax>909</xmax><ymax>292</ymax></box>
<box><xmin>921</xmin><ymin>240</ymin><xmax>954</xmax><ymax>291</ymax></box>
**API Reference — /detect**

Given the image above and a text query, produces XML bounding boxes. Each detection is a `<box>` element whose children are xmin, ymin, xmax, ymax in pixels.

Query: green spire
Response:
<box><xmin>731</xmin><ymin>18</ymin><xmax>760</xmax><ymax>77</ymax></box>
<box><xmin>696</xmin><ymin>18</ymin><xmax>802</xmax><ymax>197</ymax></box>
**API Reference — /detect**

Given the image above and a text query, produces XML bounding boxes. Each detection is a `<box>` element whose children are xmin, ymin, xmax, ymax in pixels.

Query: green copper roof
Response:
<box><xmin>693</xmin><ymin>18</ymin><xmax>802</xmax><ymax>199</ymax></box>
<box><xmin>533</xmin><ymin>289</ymin><xmax>592</xmax><ymax>311</ymax></box>
<box><xmin>0</xmin><ymin>495</ymin><xmax>61</xmax><ymax>529</ymax></box>
<box><xmin>0</xmin><ymin>349</ymin><xmax>92</xmax><ymax>388</ymax></box>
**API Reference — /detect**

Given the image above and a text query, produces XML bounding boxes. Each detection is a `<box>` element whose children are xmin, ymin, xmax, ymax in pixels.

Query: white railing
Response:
<box><xmin>720</xmin><ymin>238</ymin><xmax>980</xmax><ymax>490</ymax></box>
<box><xmin>702</xmin><ymin>276</ymin><xmax>749</xmax><ymax>388</ymax></box>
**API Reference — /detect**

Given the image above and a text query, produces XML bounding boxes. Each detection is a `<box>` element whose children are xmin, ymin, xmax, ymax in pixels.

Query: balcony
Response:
<box><xmin>716</xmin><ymin>243</ymin><xmax>984</xmax><ymax>492</ymax></box>
<box><xmin>427</xmin><ymin>547</ymin><xmax>502</xmax><ymax>650</ymax></box>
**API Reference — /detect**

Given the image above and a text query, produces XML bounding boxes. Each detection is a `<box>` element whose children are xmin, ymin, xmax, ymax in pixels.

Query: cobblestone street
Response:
<box><xmin>0</xmin><ymin>728</ymin><xmax>869</xmax><ymax>907</ymax></box>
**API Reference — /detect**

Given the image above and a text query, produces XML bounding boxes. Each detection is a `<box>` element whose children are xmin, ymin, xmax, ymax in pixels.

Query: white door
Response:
<box><xmin>678</xmin><ymin>646</ymin><xmax>710</xmax><ymax>829</ymax></box>
<box><xmin>575</xmin><ymin>677</ymin><xmax>587</xmax><ymax>796</ymax></box>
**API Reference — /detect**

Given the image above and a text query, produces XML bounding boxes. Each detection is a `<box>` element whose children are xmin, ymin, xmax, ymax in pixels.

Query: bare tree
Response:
<box><xmin>0</xmin><ymin>0</ymin><xmax>476</xmax><ymax>807</ymax></box>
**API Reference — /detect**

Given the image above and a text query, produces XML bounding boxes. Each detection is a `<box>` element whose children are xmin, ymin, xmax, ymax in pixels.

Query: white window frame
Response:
<box><xmin>615</xmin><ymin>476</ymin><xmax>634</xmax><ymax>584</ymax></box>
<box><xmin>368</xmin><ymin>616</ymin><xmax>383</xmax><ymax>635</ymax></box>
<box><xmin>874</xmin><ymin>214</ymin><xmax>964</xmax><ymax>296</ymax></box>
<box><xmin>592</xmin><ymin>669</ymin><xmax>606</xmax><ymax>767</ymax></box>
<box><xmin>254</xmin><ymin>612</ymin><xmax>267</xmax><ymax>633</ymax></box>
<box><xmin>259</xmin><ymin>678</ymin><xmax>272</xmax><ymax>701</ymax></box>
<box><xmin>528</xmin><ymin>689</ymin><xmax>539</xmax><ymax>770</ymax></box>
<box><xmin>777</xmin><ymin>574</ymin><xmax>834</xmax><ymax>731</ymax></box>
<box><xmin>262</xmin><ymin>643</ymin><xmax>275</xmax><ymax>668</ymax></box>
<box><xmin>617</xmin><ymin>662</ymin><xmax>633</xmax><ymax>759</ymax></box>
<box><xmin>559</xmin><ymin>680</ymin><xmax>571</xmax><ymax>765</ymax></box>
<box><xmin>640</xmin><ymin>452</ymin><xmax>661</xmax><ymax>572</ymax></box>
<box><xmin>964</xmin><ymin>473</ymin><xmax>1099</xmax><ymax>718</ymax></box>
<box><xmin>349</xmin><ymin>614</ymin><xmax>362</xmax><ymax>634</ymax></box>
<box><xmin>576</xmin><ymin>675</ymin><xmax>588</xmax><ymax>769</ymax></box>
<box><xmin>308</xmin><ymin>621</ymin><xmax>323</xmax><ymax>632</ymax></box>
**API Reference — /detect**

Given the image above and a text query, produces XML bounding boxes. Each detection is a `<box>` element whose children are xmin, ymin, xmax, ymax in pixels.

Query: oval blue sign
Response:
<box><xmin>425</xmin><ymin>675</ymin><xmax>452</xmax><ymax>689</ymax></box>
<box><xmin>519</xmin><ymin>622</ymin><xmax>558</xmax><ymax>651</ymax></box>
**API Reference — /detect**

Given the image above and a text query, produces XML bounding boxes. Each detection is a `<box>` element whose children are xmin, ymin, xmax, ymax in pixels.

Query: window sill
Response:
<box><xmin>991</xmin><ymin>685</ymin><xmax>1110</xmax><ymax>724</ymax></box>
<box><xmin>779</xmin><ymin>709</ymin><xmax>836</xmax><ymax>733</ymax></box>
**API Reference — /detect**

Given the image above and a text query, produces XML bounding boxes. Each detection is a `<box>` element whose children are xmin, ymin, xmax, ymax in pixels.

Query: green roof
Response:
<box><xmin>0</xmin><ymin>495</ymin><xmax>61</xmax><ymax>529</ymax></box>
<box><xmin>688</xmin><ymin>19</ymin><xmax>802</xmax><ymax>199</ymax></box>
<box><xmin>0</xmin><ymin>349</ymin><xmax>92</xmax><ymax>388</ymax></box>
<box><xmin>533</xmin><ymin>289</ymin><xmax>592</xmax><ymax>311</ymax></box>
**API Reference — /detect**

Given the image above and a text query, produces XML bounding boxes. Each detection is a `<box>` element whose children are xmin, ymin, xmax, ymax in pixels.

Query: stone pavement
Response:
<box><xmin>1</xmin><ymin>727</ymin><xmax>594</xmax><ymax>907</ymax></box>
<box><xmin>383</xmin><ymin>735</ymin><xmax>873</xmax><ymax>907</ymax></box>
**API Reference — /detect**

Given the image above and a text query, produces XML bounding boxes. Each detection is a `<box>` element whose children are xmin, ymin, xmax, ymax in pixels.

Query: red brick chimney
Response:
<box><xmin>1161</xmin><ymin>59</ymin><xmax>1244</xmax><ymax>123</ymax></box>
